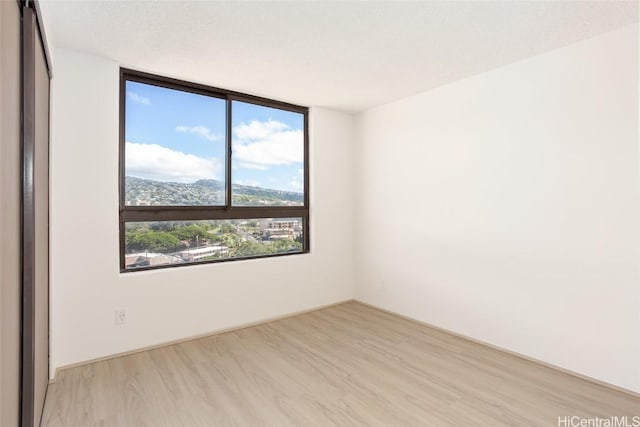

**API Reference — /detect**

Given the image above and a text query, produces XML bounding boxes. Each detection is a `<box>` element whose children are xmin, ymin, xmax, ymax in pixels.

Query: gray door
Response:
<box><xmin>22</xmin><ymin>4</ymin><xmax>51</xmax><ymax>427</ymax></box>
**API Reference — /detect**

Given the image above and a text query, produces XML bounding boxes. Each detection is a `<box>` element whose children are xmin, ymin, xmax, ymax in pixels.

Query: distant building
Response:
<box><xmin>125</xmin><ymin>252</ymin><xmax>182</xmax><ymax>268</ymax></box>
<box><xmin>270</xmin><ymin>220</ymin><xmax>301</xmax><ymax>230</ymax></box>
<box><xmin>258</xmin><ymin>219</ymin><xmax>302</xmax><ymax>240</ymax></box>
<box><xmin>267</xmin><ymin>229</ymin><xmax>297</xmax><ymax>240</ymax></box>
<box><xmin>259</xmin><ymin>219</ymin><xmax>302</xmax><ymax>230</ymax></box>
<box><xmin>179</xmin><ymin>245</ymin><xmax>229</xmax><ymax>262</ymax></box>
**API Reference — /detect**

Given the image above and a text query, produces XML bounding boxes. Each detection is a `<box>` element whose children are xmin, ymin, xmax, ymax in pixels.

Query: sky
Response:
<box><xmin>125</xmin><ymin>80</ymin><xmax>304</xmax><ymax>193</ymax></box>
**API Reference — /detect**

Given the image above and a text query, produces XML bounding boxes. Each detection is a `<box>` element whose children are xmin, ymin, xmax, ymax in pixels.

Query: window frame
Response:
<box><xmin>119</xmin><ymin>68</ymin><xmax>310</xmax><ymax>272</ymax></box>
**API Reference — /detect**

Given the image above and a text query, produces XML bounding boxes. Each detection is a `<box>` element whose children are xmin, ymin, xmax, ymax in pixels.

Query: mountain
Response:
<box><xmin>125</xmin><ymin>176</ymin><xmax>303</xmax><ymax>206</ymax></box>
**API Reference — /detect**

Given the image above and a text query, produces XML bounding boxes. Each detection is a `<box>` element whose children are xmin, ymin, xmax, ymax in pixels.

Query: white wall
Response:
<box><xmin>51</xmin><ymin>24</ymin><xmax>640</xmax><ymax>394</ymax></box>
<box><xmin>355</xmin><ymin>24</ymin><xmax>640</xmax><ymax>393</ymax></box>
<box><xmin>49</xmin><ymin>49</ymin><xmax>355</xmax><ymax>375</ymax></box>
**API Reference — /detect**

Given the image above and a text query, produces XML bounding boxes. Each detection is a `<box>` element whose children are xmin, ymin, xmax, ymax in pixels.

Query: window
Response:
<box><xmin>119</xmin><ymin>69</ymin><xmax>309</xmax><ymax>272</ymax></box>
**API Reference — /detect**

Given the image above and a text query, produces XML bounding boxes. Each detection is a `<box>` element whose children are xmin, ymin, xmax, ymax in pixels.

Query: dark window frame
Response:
<box><xmin>119</xmin><ymin>68</ymin><xmax>310</xmax><ymax>272</ymax></box>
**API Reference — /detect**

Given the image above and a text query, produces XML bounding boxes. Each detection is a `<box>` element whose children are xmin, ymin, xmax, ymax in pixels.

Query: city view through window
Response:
<box><xmin>121</xmin><ymin>73</ymin><xmax>308</xmax><ymax>271</ymax></box>
<box><xmin>124</xmin><ymin>82</ymin><xmax>305</xmax><ymax>207</ymax></box>
<box><xmin>125</xmin><ymin>219</ymin><xmax>304</xmax><ymax>269</ymax></box>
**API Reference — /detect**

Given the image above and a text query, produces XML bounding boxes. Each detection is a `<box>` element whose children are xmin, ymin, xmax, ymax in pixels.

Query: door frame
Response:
<box><xmin>19</xmin><ymin>1</ymin><xmax>52</xmax><ymax>425</ymax></box>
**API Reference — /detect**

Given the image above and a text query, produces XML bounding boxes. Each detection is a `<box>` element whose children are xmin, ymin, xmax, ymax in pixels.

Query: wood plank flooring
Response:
<box><xmin>41</xmin><ymin>301</ymin><xmax>640</xmax><ymax>426</ymax></box>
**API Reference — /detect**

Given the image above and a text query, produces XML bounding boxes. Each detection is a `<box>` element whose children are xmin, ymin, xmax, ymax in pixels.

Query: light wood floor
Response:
<box><xmin>41</xmin><ymin>301</ymin><xmax>640</xmax><ymax>426</ymax></box>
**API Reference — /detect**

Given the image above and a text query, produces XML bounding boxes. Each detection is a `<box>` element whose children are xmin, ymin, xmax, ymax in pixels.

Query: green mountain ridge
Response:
<box><xmin>125</xmin><ymin>176</ymin><xmax>303</xmax><ymax>206</ymax></box>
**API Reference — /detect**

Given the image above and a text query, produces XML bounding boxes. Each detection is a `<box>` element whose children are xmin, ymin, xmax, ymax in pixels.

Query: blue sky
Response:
<box><xmin>125</xmin><ymin>81</ymin><xmax>304</xmax><ymax>193</ymax></box>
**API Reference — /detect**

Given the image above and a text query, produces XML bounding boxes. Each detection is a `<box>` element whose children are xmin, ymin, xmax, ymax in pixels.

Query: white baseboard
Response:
<box><xmin>49</xmin><ymin>299</ymin><xmax>355</xmax><ymax>384</ymax></box>
<box><xmin>355</xmin><ymin>299</ymin><xmax>640</xmax><ymax>399</ymax></box>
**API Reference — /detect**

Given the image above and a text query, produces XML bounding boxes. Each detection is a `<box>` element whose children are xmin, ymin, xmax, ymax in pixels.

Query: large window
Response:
<box><xmin>119</xmin><ymin>69</ymin><xmax>309</xmax><ymax>272</ymax></box>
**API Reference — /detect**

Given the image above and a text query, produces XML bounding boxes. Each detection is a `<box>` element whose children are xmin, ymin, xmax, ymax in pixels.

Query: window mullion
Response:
<box><xmin>121</xmin><ymin>206</ymin><xmax>308</xmax><ymax>223</ymax></box>
<box><xmin>226</xmin><ymin>97</ymin><xmax>233</xmax><ymax>209</ymax></box>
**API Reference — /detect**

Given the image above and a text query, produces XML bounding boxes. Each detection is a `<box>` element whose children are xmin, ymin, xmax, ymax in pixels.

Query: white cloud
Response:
<box><xmin>233</xmin><ymin>119</ymin><xmax>302</xmax><ymax>169</ymax></box>
<box><xmin>125</xmin><ymin>142</ymin><xmax>222</xmax><ymax>183</ymax></box>
<box><xmin>234</xmin><ymin>119</ymin><xmax>288</xmax><ymax>140</ymax></box>
<box><xmin>289</xmin><ymin>169</ymin><xmax>304</xmax><ymax>191</ymax></box>
<box><xmin>289</xmin><ymin>178</ymin><xmax>303</xmax><ymax>191</ymax></box>
<box><xmin>127</xmin><ymin>91</ymin><xmax>150</xmax><ymax>105</ymax></box>
<box><xmin>234</xmin><ymin>179</ymin><xmax>261</xmax><ymax>187</ymax></box>
<box><xmin>238</xmin><ymin>162</ymin><xmax>268</xmax><ymax>171</ymax></box>
<box><xmin>176</xmin><ymin>125</ymin><xmax>221</xmax><ymax>142</ymax></box>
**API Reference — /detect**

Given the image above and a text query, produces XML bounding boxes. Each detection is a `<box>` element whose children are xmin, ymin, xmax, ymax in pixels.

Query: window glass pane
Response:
<box><xmin>124</xmin><ymin>218</ymin><xmax>304</xmax><ymax>269</ymax></box>
<box><xmin>124</xmin><ymin>81</ymin><xmax>226</xmax><ymax>206</ymax></box>
<box><xmin>231</xmin><ymin>101</ymin><xmax>304</xmax><ymax>206</ymax></box>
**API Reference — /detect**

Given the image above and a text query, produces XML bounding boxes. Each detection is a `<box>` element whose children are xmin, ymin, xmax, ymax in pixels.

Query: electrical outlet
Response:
<box><xmin>115</xmin><ymin>308</ymin><xmax>127</xmax><ymax>325</ymax></box>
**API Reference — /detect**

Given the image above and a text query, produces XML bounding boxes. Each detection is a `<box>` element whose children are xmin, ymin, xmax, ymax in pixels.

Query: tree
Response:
<box><xmin>236</xmin><ymin>240</ymin><xmax>273</xmax><ymax>257</ymax></box>
<box><xmin>170</xmin><ymin>224</ymin><xmax>210</xmax><ymax>242</ymax></box>
<box><xmin>218</xmin><ymin>222</ymin><xmax>235</xmax><ymax>234</ymax></box>
<box><xmin>126</xmin><ymin>230</ymin><xmax>182</xmax><ymax>253</ymax></box>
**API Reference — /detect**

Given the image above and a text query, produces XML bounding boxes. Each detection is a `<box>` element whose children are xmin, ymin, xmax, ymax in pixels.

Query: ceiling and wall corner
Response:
<box><xmin>38</xmin><ymin>0</ymin><xmax>637</xmax><ymax>112</ymax></box>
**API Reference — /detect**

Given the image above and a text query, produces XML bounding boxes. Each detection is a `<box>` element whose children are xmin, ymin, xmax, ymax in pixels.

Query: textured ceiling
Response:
<box><xmin>40</xmin><ymin>1</ymin><xmax>637</xmax><ymax>112</ymax></box>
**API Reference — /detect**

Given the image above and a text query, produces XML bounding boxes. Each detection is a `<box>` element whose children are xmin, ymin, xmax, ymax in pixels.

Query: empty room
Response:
<box><xmin>1</xmin><ymin>0</ymin><xmax>639</xmax><ymax>426</ymax></box>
